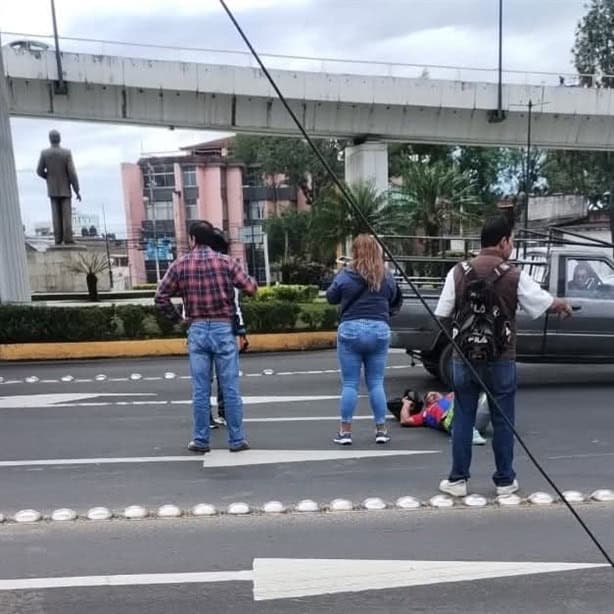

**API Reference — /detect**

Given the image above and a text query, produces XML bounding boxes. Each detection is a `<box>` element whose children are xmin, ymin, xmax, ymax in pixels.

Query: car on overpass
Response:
<box><xmin>4</xmin><ymin>39</ymin><xmax>51</xmax><ymax>58</ymax></box>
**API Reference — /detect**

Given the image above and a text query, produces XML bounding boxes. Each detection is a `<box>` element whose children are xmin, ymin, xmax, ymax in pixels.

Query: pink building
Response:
<box><xmin>121</xmin><ymin>138</ymin><xmax>303</xmax><ymax>286</ymax></box>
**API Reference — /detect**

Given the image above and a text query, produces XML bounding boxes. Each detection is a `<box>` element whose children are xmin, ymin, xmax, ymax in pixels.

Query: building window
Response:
<box><xmin>182</xmin><ymin>166</ymin><xmax>197</xmax><ymax>188</ymax></box>
<box><xmin>248</xmin><ymin>201</ymin><xmax>266</xmax><ymax>222</ymax></box>
<box><xmin>146</xmin><ymin>201</ymin><xmax>174</xmax><ymax>221</ymax></box>
<box><xmin>143</xmin><ymin>164</ymin><xmax>175</xmax><ymax>189</ymax></box>
<box><xmin>185</xmin><ymin>198</ymin><xmax>198</xmax><ymax>221</ymax></box>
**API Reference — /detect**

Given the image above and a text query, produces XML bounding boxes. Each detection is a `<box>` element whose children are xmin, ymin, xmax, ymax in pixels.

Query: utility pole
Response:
<box><xmin>523</xmin><ymin>99</ymin><xmax>533</xmax><ymax>258</ymax></box>
<box><xmin>50</xmin><ymin>0</ymin><xmax>66</xmax><ymax>94</ymax></box>
<box><xmin>102</xmin><ymin>204</ymin><xmax>113</xmax><ymax>289</ymax></box>
<box><xmin>146</xmin><ymin>163</ymin><xmax>161</xmax><ymax>283</ymax></box>
<box><xmin>263</xmin><ymin>231</ymin><xmax>271</xmax><ymax>285</ymax></box>
<box><xmin>488</xmin><ymin>0</ymin><xmax>506</xmax><ymax>123</ymax></box>
<box><xmin>497</xmin><ymin>0</ymin><xmax>503</xmax><ymax>118</ymax></box>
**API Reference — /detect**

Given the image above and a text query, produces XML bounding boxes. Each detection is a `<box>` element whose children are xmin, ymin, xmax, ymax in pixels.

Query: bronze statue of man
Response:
<box><xmin>36</xmin><ymin>130</ymin><xmax>82</xmax><ymax>245</ymax></box>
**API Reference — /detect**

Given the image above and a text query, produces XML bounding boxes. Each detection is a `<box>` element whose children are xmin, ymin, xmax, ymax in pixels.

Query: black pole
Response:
<box><xmin>523</xmin><ymin>99</ymin><xmax>533</xmax><ymax>257</ymax></box>
<box><xmin>102</xmin><ymin>205</ymin><xmax>113</xmax><ymax>289</ymax></box>
<box><xmin>497</xmin><ymin>0</ymin><xmax>503</xmax><ymax>119</ymax></box>
<box><xmin>50</xmin><ymin>0</ymin><xmax>66</xmax><ymax>94</ymax></box>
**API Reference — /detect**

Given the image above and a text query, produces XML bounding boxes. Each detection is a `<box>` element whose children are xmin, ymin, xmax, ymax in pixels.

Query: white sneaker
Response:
<box><xmin>496</xmin><ymin>480</ymin><xmax>519</xmax><ymax>496</ymax></box>
<box><xmin>439</xmin><ymin>479</ymin><xmax>468</xmax><ymax>497</ymax></box>
<box><xmin>472</xmin><ymin>428</ymin><xmax>487</xmax><ymax>446</ymax></box>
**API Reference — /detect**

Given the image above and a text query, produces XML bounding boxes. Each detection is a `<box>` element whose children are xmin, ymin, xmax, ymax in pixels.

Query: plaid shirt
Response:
<box><xmin>155</xmin><ymin>247</ymin><xmax>257</xmax><ymax>323</ymax></box>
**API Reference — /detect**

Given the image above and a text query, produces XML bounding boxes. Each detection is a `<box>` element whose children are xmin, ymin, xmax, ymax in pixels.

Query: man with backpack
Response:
<box><xmin>435</xmin><ymin>216</ymin><xmax>572</xmax><ymax>497</ymax></box>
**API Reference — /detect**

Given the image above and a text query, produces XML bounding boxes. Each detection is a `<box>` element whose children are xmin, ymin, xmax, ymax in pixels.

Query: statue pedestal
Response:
<box><xmin>27</xmin><ymin>245</ymin><xmax>111</xmax><ymax>294</ymax></box>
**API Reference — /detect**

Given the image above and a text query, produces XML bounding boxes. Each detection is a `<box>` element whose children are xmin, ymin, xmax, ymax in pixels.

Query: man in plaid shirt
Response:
<box><xmin>155</xmin><ymin>221</ymin><xmax>257</xmax><ymax>453</ymax></box>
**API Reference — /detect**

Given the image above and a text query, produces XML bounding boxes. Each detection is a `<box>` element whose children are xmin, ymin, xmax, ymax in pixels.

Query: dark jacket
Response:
<box><xmin>326</xmin><ymin>268</ymin><xmax>401</xmax><ymax>324</ymax></box>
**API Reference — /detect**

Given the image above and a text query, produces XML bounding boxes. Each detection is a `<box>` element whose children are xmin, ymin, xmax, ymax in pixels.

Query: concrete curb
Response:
<box><xmin>0</xmin><ymin>332</ymin><xmax>337</xmax><ymax>361</ymax></box>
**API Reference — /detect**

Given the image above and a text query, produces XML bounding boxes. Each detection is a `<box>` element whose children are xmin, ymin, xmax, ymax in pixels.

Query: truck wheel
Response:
<box><xmin>438</xmin><ymin>344</ymin><xmax>453</xmax><ymax>388</ymax></box>
<box><xmin>421</xmin><ymin>360</ymin><xmax>440</xmax><ymax>379</ymax></box>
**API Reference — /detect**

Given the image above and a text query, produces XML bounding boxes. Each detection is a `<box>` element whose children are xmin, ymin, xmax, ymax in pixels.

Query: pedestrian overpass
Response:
<box><xmin>4</xmin><ymin>46</ymin><xmax>614</xmax><ymax>151</ymax></box>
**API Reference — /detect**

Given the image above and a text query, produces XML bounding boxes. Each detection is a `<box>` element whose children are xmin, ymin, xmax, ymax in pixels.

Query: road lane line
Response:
<box><xmin>0</xmin><ymin>449</ymin><xmax>437</xmax><ymax>468</ymax></box>
<box><xmin>0</xmin><ymin>570</ymin><xmax>253</xmax><ymax>591</ymax></box>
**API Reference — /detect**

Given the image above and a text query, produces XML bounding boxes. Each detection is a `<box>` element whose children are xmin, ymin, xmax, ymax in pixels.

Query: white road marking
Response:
<box><xmin>547</xmin><ymin>452</ymin><xmax>614</xmax><ymax>460</ymax></box>
<box><xmin>0</xmin><ymin>449</ymin><xmax>437</xmax><ymax>469</ymax></box>
<box><xmin>203</xmin><ymin>449</ymin><xmax>436</xmax><ymax>468</ymax></box>
<box><xmin>0</xmin><ymin>560</ymin><xmax>604</xmax><ymax>598</ymax></box>
<box><xmin>244</xmin><ymin>416</ymin><xmax>380</xmax><ymax>423</ymax></box>
<box><xmin>251</xmin><ymin>558</ymin><xmax>608</xmax><ymax>601</ymax></box>
<box><xmin>0</xmin><ymin>571</ymin><xmax>253</xmax><ymax>591</ymax></box>
<box><xmin>0</xmin><ymin>361</ymin><xmax>410</xmax><ymax>386</ymax></box>
<box><xmin>0</xmin><ymin>393</ymin><xmax>156</xmax><ymax>409</ymax></box>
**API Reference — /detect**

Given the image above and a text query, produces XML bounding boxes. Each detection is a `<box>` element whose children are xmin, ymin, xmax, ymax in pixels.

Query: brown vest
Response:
<box><xmin>453</xmin><ymin>248</ymin><xmax>521</xmax><ymax>360</ymax></box>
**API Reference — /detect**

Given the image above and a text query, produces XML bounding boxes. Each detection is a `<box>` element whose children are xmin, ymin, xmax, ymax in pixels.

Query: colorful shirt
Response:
<box><xmin>155</xmin><ymin>247</ymin><xmax>257</xmax><ymax>323</ymax></box>
<box><xmin>406</xmin><ymin>394</ymin><xmax>455</xmax><ymax>432</ymax></box>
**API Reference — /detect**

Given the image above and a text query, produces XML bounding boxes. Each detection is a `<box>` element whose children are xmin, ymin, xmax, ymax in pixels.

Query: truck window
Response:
<box><xmin>516</xmin><ymin>253</ymin><xmax>548</xmax><ymax>286</ymax></box>
<box><xmin>563</xmin><ymin>257</ymin><xmax>614</xmax><ymax>299</ymax></box>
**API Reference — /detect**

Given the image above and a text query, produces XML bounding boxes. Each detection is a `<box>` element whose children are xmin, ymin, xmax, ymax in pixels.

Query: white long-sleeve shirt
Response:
<box><xmin>435</xmin><ymin>267</ymin><xmax>554</xmax><ymax>320</ymax></box>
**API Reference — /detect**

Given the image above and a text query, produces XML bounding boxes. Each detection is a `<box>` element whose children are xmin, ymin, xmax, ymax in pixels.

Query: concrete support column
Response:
<box><xmin>344</xmin><ymin>141</ymin><xmax>389</xmax><ymax>193</ymax></box>
<box><xmin>196</xmin><ymin>165</ymin><xmax>223</xmax><ymax>228</ymax></box>
<box><xmin>173</xmin><ymin>163</ymin><xmax>188</xmax><ymax>256</ymax></box>
<box><xmin>0</xmin><ymin>46</ymin><xmax>30</xmax><ymax>303</ymax></box>
<box><xmin>121</xmin><ymin>163</ymin><xmax>146</xmax><ymax>286</ymax></box>
<box><xmin>225</xmin><ymin>166</ymin><xmax>246</xmax><ymax>267</ymax></box>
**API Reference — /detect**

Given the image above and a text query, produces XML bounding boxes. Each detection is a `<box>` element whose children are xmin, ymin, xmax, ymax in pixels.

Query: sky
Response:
<box><xmin>1</xmin><ymin>0</ymin><xmax>589</xmax><ymax>236</ymax></box>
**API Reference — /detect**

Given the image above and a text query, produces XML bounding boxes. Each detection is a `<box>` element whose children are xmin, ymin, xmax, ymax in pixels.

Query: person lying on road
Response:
<box><xmin>387</xmin><ymin>389</ymin><xmax>488</xmax><ymax>445</ymax></box>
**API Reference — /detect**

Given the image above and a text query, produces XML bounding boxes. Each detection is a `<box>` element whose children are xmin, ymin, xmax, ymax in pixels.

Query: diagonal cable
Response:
<box><xmin>218</xmin><ymin>0</ymin><xmax>614</xmax><ymax>567</ymax></box>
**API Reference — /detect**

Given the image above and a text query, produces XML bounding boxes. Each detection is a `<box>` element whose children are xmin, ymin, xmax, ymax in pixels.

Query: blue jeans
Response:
<box><xmin>450</xmin><ymin>360</ymin><xmax>517</xmax><ymax>487</ymax></box>
<box><xmin>337</xmin><ymin>319</ymin><xmax>390</xmax><ymax>425</ymax></box>
<box><xmin>188</xmin><ymin>322</ymin><xmax>245</xmax><ymax>447</ymax></box>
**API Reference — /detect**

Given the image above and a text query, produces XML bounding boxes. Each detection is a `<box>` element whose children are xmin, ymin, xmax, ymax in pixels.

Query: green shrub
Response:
<box><xmin>141</xmin><ymin>314</ymin><xmax>162</xmax><ymax>338</ymax></box>
<box><xmin>240</xmin><ymin>300</ymin><xmax>301</xmax><ymax>333</ymax></box>
<box><xmin>0</xmin><ymin>300</ymin><xmax>337</xmax><ymax>344</ymax></box>
<box><xmin>110</xmin><ymin>314</ymin><xmax>126</xmax><ymax>337</ymax></box>
<box><xmin>249</xmin><ymin>284</ymin><xmax>319</xmax><ymax>303</ymax></box>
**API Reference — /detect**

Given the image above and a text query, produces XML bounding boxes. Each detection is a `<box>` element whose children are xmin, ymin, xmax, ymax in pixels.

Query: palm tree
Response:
<box><xmin>394</xmin><ymin>159</ymin><xmax>481</xmax><ymax>256</ymax></box>
<box><xmin>310</xmin><ymin>181</ymin><xmax>407</xmax><ymax>256</ymax></box>
<box><xmin>69</xmin><ymin>252</ymin><xmax>109</xmax><ymax>301</ymax></box>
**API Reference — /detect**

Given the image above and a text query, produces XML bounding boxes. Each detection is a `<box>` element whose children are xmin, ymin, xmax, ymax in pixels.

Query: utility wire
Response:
<box><xmin>218</xmin><ymin>0</ymin><xmax>614</xmax><ymax>567</ymax></box>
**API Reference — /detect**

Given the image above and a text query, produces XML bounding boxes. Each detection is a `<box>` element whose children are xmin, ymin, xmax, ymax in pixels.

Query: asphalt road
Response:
<box><xmin>1</xmin><ymin>350</ymin><xmax>614</xmax><ymax>612</ymax></box>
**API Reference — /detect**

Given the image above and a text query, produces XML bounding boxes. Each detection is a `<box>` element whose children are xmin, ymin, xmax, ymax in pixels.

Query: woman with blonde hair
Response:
<box><xmin>326</xmin><ymin>234</ymin><xmax>402</xmax><ymax>445</ymax></box>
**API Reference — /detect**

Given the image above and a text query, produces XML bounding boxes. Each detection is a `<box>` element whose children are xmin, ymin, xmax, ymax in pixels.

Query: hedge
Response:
<box><xmin>0</xmin><ymin>302</ymin><xmax>338</xmax><ymax>344</ymax></box>
<box><xmin>247</xmin><ymin>284</ymin><xmax>320</xmax><ymax>303</ymax></box>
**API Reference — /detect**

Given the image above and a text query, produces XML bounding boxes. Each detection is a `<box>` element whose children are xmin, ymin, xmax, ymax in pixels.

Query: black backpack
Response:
<box><xmin>451</xmin><ymin>262</ymin><xmax>514</xmax><ymax>363</ymax></box>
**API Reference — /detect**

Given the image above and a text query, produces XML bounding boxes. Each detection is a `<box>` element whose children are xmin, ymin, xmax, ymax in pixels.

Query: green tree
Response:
<box><xmin>264</xmin><ymin>209</ymin><xmax>312</xmax><ymax>263</ymax></box>
<box><xmin>69</xmin><ymin>253</ymin><xmax>109</xmax><ymax>302</ymax></box>
<box><xmin>310</xmin><ymin>181</ymin><xmax>407</xmax><ymax>254</ymax></box>
<box><xmin>573</xmin><ymin>0</ymin><xmax>614</xmax><ymax>87</ymax></box>
<box><xmin>394</xmin><ymin>158</ymin><xmax>481</xmax><ymax>254</ymax></box>
<box><xmin>390</xmin><ymin>144</ymin><xmax>504</xmax><ymax>208</ymax></box>
<box><xmin>557</xmin><ymin>0</ymin><xmax>614</xmax><ymax>247</ymax></box>
<box><xmin>233</xmin><ymin>135</ymin><xmax>346</xmax><ymax>204</ymax></box>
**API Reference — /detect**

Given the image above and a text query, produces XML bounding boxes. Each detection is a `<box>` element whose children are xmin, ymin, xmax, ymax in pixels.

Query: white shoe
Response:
<box><xmin>472</xmin><ymin>428</ymin><xmax>487</xmax><ymax>446</ymax></box>
<box><xmin>496</xmin><ymin>480</ymin><xmax>519</xmax><ymax>496</ymax></box>
<box><xmin>439</xmin><ymin>479</ymin><xmax>468</xmax><ymax>497</ymax></box>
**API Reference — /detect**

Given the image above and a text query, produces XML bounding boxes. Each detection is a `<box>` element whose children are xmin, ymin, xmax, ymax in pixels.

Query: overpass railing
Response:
<box><xmin>1</xmin><ymin>30</ymin><xmax>606</xmax><ymax>88</ymax></box>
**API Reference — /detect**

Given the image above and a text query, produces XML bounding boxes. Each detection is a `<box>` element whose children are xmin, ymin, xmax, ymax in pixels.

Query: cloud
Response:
<box><xmin>5</xmin><ymin>0</ymin><xmax>590</xmax><ymax>235</ymax></box>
